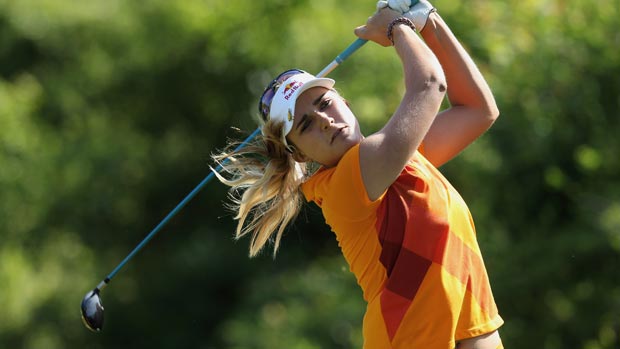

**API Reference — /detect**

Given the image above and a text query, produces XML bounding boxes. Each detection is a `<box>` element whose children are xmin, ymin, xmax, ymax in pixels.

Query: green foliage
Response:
<box><xmin>218</xmin><ymin>256</ymin><xmax>365</xmax><ymax>349</ymax></box>
<box><xmin>0</xmin><ymin>0</ymin><xmax>618</xmax><ymax>348</ymax></box>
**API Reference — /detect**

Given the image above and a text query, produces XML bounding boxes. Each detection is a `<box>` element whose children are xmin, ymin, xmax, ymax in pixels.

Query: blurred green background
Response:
<box><xmin>1</xmin><ymin>0</ymin><xmax>618</xmax><ymax>348</ymax></box>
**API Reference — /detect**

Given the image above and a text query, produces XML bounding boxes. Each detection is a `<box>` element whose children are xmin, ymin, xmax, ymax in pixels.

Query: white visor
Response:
<box><xmin>266</xmin><ymin>72</ymin><xmax>335</xmax><ymax>144</ymax></box>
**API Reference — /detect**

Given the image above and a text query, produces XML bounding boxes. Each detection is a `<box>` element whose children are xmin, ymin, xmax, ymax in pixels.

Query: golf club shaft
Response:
<box><xmin>106</xmin><ymin>128</ymin><xmax>261</xmax><ymax>282</ymax></box>
<box><xmin>316</xmin><ymin>38</ymin><xmax>367</xmax><ymax>77</ymax></box>
<box><xmin>98</xmin><ymin>38</ymin><xmax>369</xmax><ymax>287</ymax></box>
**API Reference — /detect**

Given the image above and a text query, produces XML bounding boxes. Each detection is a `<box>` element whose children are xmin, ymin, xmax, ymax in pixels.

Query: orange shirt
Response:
<box><xmin>302</xmin><ymin>144</ymin><xmax>503</xmax><ymax>348</ymax></box>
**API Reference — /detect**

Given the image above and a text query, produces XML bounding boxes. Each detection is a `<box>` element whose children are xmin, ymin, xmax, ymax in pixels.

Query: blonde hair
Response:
<box><xmin>211</xmin><ymin>121</ymin><xmax>307</xmax><ymax>257</ymax></box>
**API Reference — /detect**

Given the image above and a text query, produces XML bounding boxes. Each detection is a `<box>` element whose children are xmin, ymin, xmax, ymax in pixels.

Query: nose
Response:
<box><xmin>316</xmin><ymin>112</ymin><xmax>334</xmax><ymax>131</ymax></box>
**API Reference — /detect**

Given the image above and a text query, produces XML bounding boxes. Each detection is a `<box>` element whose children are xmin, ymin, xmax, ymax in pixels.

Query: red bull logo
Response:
<box><xmin>282</xmin><ymin>81</ymin><xmax>303</xmax><ymax>101</ymax></box>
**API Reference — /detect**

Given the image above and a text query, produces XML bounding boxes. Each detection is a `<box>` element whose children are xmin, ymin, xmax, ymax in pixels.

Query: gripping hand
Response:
<box><xmin>376</xmin><ymin>0</ymin><xmax>411</xmax><ymax>13</ymax></box>
<box><xmin>376</xmin><ymin>0</ymin><xmax>436</xmax><ymax>31</ymax></box>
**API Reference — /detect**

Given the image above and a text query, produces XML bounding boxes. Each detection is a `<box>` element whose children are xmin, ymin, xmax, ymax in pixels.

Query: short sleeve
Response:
<box><xmin>302</xmin><ymin>144</ymin><xmax>383</xmax><ymax>224</ymax></box>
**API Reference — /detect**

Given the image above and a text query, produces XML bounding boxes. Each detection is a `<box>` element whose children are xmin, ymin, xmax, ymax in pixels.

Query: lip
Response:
<box><xmin>331</xmin><ymin>126</ymin><xmax>347</xmax><ymax>144</ymax></box>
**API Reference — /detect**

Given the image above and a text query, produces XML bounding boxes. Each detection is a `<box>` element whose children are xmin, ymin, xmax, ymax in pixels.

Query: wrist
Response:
<box><xmin>387</xmin><ymin>17</ymin><xmax>417</xmax><ymax>45</ymax></box>
<box><xmin>418</xmin><ymin>10</ymin><xmax>438</xmax><ymax>35</ymax></box>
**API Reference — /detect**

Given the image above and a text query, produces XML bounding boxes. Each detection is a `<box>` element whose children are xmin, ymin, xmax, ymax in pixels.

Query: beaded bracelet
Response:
<box><xmin>387</xmin><ymin>17</ymin><xmax>417</xmax><ymax>46</ymax></box>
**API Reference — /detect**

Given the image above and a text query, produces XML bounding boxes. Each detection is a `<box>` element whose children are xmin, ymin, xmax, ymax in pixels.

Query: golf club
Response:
<box><xmin>80</xmin><ymin>37</ymin><xmax>369</xmax><ymax>332</ymax></box>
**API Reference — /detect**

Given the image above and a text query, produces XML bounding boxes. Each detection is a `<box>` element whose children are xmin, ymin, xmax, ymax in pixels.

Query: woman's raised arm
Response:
<box><xmin>419</xmin><ymin>12</ymin><xmax>500</xmax><ymax>167</ymax></box>
<box><xmin>354</xmin><ymin>8</ymin><xmax>447</xmax><ymax>200</ymax></box>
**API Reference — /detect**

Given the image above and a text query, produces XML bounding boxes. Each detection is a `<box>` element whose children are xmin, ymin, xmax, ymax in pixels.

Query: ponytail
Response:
<box><xmin>212</xmin><ymin>121</ymin><xmax>306</xmax><ymax>257</ymax></box>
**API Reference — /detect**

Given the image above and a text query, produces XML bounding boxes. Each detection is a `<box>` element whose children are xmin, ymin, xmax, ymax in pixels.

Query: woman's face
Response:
<box><xmin>286</xmin><ymin>87</ymin><xmax>363</xmax><ymax>167</ymax></box>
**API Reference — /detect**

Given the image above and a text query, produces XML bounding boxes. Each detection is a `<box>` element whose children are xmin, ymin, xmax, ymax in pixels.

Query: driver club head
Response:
<box><xmin>81</xmin><ymin>289</ymin><xmax>104</xmax><ymax>332</ymax></box>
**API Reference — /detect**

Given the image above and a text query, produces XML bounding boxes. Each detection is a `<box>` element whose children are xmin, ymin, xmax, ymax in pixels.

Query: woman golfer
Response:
<box><xmin>214</xmin><ymin>1</ymin><xmax>504</xmax><ymax>348</ymax></box>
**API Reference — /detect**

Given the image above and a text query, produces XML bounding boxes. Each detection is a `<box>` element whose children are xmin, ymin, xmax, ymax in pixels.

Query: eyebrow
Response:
<box><xmin>313</xmin><ymin>92</ymin><xmax>327</xmax><ymax>106</ymax></box>
<box><xmin>296</xmin><ymin>92</ymin><xmax>328</xmax><ymax>131</ymax></box>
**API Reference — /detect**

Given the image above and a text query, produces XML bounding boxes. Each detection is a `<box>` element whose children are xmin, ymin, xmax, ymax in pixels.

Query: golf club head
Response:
<box><xmin>81</xmin><ymin>289</ymin><xmax>104</xmax><ymax>332</ymax></box>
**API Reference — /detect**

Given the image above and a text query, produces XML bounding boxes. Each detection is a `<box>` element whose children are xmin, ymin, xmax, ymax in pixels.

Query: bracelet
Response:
<box><xmin>387</xmin><ymin>17</ymin><xmax>417</xmax><ymax>45</ymax></box>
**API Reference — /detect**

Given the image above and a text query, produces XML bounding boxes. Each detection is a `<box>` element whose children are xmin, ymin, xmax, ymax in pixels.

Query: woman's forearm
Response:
<box><xmin>392</xmin><ymin>24</ymin><xmax>446</xmax><ymax>97</ymax></box>
<box><xmin>420</xmin><ymin>12</ymin><xmax>499</xmax><ymax>117</ymax></box>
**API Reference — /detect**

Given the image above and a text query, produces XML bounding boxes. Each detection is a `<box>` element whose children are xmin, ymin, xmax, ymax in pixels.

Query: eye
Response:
<box><xmin>301</xmin><ymin>118</ymin><xmax>312</xmax><ymax>133</ymax></box>
<box><xmin>319</xmin><ymin>99</ymin><xmax>331</xmax><ymax>110</ymax></box>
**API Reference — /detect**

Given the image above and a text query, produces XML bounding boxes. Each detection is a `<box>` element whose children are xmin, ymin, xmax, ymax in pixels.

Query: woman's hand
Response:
<box><xmin>354</xmin><ymin>8</ymin><xmax>402</xmax><ymax>47</ymax></box>
<box><xmin>377</xmin><ymin>0</ymin><xmax>436</xmax><ymax>32</ymax></box>
<box><xmin>377</xmin><ymin>0</ymin><xmax>411</xmax><ymax>13</ymax></box>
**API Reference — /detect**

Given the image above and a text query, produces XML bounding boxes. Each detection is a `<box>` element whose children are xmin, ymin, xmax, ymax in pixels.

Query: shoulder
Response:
<box><xmin>302</xmin><ymin>144</ymin><xmax>360</xmax><ymax>202</ymax></box>
<box><xmin>302</xmin><ymin>144</ymin><xmax>381</xmax><ymax>218</ymax></box>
